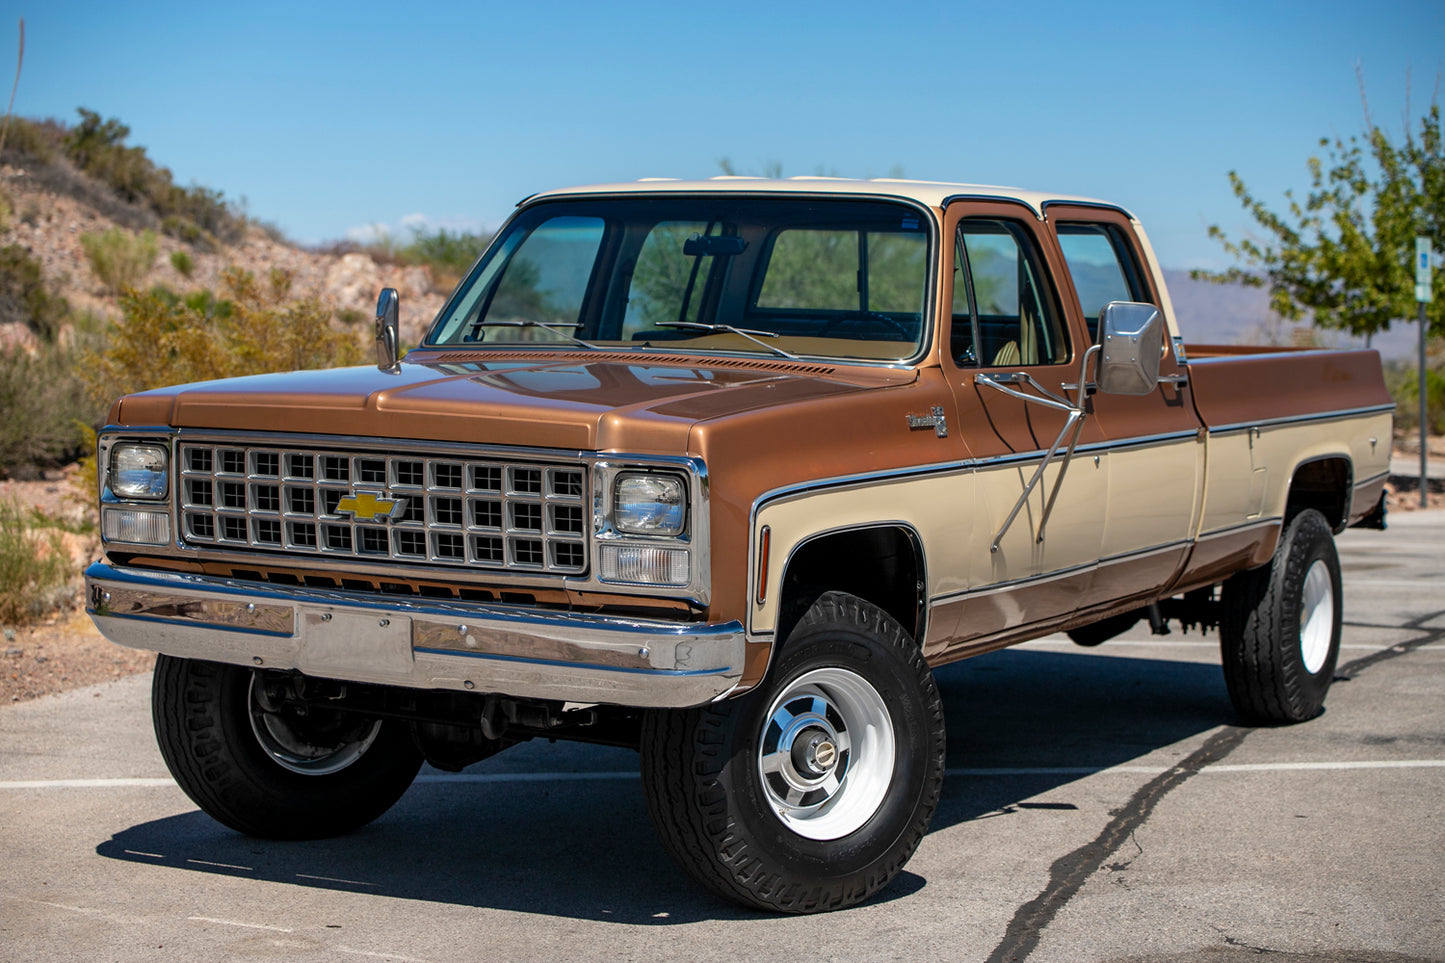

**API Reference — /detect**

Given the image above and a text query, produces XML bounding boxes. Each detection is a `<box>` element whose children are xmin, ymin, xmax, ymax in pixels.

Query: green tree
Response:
<box><xmin>1193</xmin><ymin>95</ymin><xmax>1443</xmax><ymax>342</ymax></box>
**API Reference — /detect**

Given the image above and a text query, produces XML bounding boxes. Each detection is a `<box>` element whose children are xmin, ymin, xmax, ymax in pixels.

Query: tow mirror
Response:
<box><xmin>375</xmin><ymin>287</ymin><xmax>400</xmax><ymax>373</ymax></box>
<box><xmin>1096</xmin><ymin>301</ymin><xmax>1162</xmax><ymax>395</ymax></box>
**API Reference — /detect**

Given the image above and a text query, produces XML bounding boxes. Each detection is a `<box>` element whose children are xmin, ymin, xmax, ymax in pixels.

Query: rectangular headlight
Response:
<box><xmin>110</xmin><ymin>444</ymin><xmax>169</xmax><ymax>499</ymax></box>
<box><xmin>613</xmin><ymin>473</ymin><xmax>686</xmax><ymax>536</ymax></box>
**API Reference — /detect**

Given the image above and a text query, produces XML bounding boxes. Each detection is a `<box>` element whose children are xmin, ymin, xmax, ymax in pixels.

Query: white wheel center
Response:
<box><xmin>1299</xmin><ymin>559</ymin><xmax>1334</xmax><ymax>675</ymax></box>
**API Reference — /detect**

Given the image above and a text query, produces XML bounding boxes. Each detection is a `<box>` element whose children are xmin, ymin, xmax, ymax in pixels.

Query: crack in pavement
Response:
<box><xmin>1334</xmin><ymin>609</ymin><xmax>1445</xmax><ymax>679</ymax></box>
<box><xmin>983</xmin><ymin>724</ymin><xmax>1250</xmax><ymax>963</ymax></box>
<box><xmin>982</xmin><ymin>608</ymin><xmax>1445</xmax><ymax>963</ymax></box>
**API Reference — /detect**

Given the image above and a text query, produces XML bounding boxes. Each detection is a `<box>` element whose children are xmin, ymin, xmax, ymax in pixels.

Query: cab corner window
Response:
<box><xmin>952</xmin><ymin>218</ymin><xmax>1068</xmax><ymax>368</ymax></box>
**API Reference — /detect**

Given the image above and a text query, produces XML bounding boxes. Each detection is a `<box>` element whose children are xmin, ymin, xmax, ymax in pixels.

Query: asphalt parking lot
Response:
<box><xmin>2</xmin><ymin>511</ymin><xmax>1442</xmax><ymax>962</ymax></box>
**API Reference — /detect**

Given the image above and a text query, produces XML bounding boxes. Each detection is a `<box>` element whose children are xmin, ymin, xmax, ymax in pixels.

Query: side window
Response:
<box><xmin>1056</xmin><ymin>223</ymin><xmax>1150</xmax><ymax>342</ymax></box>
<box><xmin>953</xmin><ymin>219</ymin><xmax>1068</xmax><ymax>367</ymax></box>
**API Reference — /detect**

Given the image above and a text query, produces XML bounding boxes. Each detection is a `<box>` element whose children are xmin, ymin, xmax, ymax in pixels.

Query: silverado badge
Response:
<box><xmin>333</xmin><ymin>492</ymin><xmax>407</xmax><ymax>522</ymax></box>
<box><xmin>905</xmin><ymin>406</ymin><xmax>948</xmax><ymax>438</ymax></box>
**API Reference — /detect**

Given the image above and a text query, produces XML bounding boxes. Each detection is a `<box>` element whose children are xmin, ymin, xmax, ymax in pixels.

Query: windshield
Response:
<box><xmin>426</xmin><ymin>196</ymin><xmax>933</xmax><ymax>362</ymax></box>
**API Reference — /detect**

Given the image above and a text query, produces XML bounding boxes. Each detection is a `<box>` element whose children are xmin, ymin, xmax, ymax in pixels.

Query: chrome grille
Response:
<box><xmin>178</xmin><ymin>442</ymin><xmax>588</xmax><ymax>575</ymax></box>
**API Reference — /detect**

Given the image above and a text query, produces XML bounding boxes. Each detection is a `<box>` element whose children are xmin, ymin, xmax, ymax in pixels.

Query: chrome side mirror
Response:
<box><xmin>1096</xmin><ymin>301</ymin><xmax>1162</xmax><ymax>395</ymax></box>
<box><xmin>375</xmin><ymin>287</ymin><xmax>400</xmax><ymax>373</ymax></box>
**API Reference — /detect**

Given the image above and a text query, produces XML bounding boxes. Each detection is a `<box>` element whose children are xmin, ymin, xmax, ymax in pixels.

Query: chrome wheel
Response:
<box><xmin>1299</xmin><ymin>559</ymin><xmax>1334</xmax><ymax>674</ymax></box>
<box><xmin>758</xmin><ymin>666</ymin><xmax>895</xmax><ymax>840</ymax></box>
<box><xmin>247</xmin><ymin>675</ymin><xmax>381</xmax><ymax>776</ymax></box>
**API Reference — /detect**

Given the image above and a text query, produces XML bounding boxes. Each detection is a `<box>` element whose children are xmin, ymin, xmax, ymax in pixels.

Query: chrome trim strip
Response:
<box><xmin>1195</xmin><ymin>516</ymin><xmax>1283</xmax><ymax>540</ymax></box>
<box><xmin>86</xmin><ymin>562</ymin><xmax>743</xmax><ymax>708</ymax></box>
<box><xmin>751</xmin><ymin>460</ymin><xmax>971</xmax><ymax>517</ymax></box>
<box><xmin>926</xmin><ymin>539</ymin><xmax>1192</xmax><ymax>608</ymax></box>
<box><xmin>171</xmin><ymin>428</ymin><xmax>590</xmax><ymax>462</ymax></box>
<box><xmin>1074</xmin><ymin>429</ymin><xmax>1200</xmax><ymax>456</ymax></box>
<box><xmin>1207</xmin><ymin>403</ymin><xmax>1396</xmax><ymax>435</ymax></box>
<box><xmin>1354</xmin><ymin>469</ymin><xmax>1389</xmax><ymax>488</ymax></box>
<box><xmin>929</xmin><ymin>559</ymin><xmax>1096</xmax><ymax>607</ymax></box>
<box><xmin>413</xmin><ymin>647</ymin><xmax>725</xmax><ymax>678</ymax></box>
<box><xmin>969</xmin><ymin>430</ymin><xmax>1200</xmax><ymax>470</ymax></box>
<box><xmin>1186</xmin><ymin>348</ymin><xmax>1372</xmax><ymax>364</ymax></box>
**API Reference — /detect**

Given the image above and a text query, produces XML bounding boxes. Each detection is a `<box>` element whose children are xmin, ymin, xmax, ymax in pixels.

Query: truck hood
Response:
<box><xmin>113</xmin><ymin>354</ymin><xmax>915</xmax><ymax>453</ymax></box>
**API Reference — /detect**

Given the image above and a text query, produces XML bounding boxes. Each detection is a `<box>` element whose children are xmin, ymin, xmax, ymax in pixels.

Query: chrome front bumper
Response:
<box><xmin>85</xmin><ymin>562</ymin><xmax>745</xmax><ymax>708</ymax></box>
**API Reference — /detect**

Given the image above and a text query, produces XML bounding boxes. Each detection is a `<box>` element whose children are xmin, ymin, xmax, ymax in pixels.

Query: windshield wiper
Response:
<box><xmin>655</xmin><ymin>321</ymin><xmax>800</xmax><ymax>360</ymax></box>
<box><xmin>466</xmin><ymin>319</ymin><xmax>601</xmax><ymax>350</ymax></box>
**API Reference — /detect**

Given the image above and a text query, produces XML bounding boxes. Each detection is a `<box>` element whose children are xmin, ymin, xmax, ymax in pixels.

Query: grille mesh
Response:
<box><xmin>178</xmin><ymin>442</ymin><xmax>588</xmax><ymax>575</ymax></box>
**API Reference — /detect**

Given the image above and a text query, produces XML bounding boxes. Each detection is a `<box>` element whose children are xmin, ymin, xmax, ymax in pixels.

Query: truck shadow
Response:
<box><xmin>96</xmin><ymin>645</ymin><xmax>1232</xmax><ymax>922</ymax></box>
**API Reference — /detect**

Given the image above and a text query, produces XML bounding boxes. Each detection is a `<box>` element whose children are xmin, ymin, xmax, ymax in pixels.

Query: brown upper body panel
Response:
<box><xmin>1185</xmin><ymin>348</ymin><xmax>1393</xmax><ymax>427</ymax></box>
<box><xmin>109</xmin><ymin>355</ymin><xmax>912</xmax><ymax>456</ymax></box>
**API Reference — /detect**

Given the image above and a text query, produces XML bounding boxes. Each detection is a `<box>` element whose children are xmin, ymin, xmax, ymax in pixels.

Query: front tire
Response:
<box><xmin>640</xmin><ymin>592</ymin><xmax>945</xmax><ymax>913</ymax></box>
<box><xmin>1220</xmin><ymin>509</ymin><xmax>1343</xmax><ymax>724</ymax></box>
<box><xmin>152</xmin><ymin>655</ymin><xmax>423</xmax><ymax>839</ymax></box>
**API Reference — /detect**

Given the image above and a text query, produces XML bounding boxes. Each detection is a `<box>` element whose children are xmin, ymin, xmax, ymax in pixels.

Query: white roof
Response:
<box><xmin>526</xmin><ymin>176</ymin><xmax>1131</xmax><ymax>220</ymax></box>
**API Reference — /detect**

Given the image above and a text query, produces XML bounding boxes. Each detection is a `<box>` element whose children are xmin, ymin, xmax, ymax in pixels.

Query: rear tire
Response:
<box><xmin>152</xmin><ymin>655</ymin><xmax>423</xmax><ymax>839</ymax></box>
<box><xmin>1219</xmin><ymin>509</ymin><xmax>1342</xmax><ymax>724</ymax></box>
<box><xmin>640</xmin><ymin>592</ymin><xmax>945</xmax><ymax>913</ymax></box>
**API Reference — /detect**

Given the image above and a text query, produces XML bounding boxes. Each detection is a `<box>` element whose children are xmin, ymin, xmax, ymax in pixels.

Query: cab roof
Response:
<box><xmin>524</xmin><ymin>176</ymin><xmax>1132</xmax><ymax>221</ymax></box>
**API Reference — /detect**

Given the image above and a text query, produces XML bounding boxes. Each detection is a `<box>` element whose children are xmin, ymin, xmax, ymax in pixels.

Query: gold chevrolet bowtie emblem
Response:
<box><xmin>334</xmin><ymin>492</ymin><xmax>406</xmax><ymax>522</ymax></box>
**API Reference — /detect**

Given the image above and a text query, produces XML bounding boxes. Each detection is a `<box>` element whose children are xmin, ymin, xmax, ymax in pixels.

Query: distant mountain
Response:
<box><xmin>1163</xmin><ymin>269</ymin><xmax>1419</xmax><ymax>361</ymax></box>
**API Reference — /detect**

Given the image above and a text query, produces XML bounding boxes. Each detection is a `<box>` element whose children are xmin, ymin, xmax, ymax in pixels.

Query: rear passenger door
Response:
<box><xmin>1047</xmin><ymin>206</ymin><xmax>1204</xmax><ymax>608</ymax></box>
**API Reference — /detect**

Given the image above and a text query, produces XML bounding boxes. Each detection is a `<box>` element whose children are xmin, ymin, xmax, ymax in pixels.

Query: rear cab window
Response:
<box><xmin>1054</xmin><ymin>223</ymin><xmax>1152</xmax><ymax>342</ymax></box>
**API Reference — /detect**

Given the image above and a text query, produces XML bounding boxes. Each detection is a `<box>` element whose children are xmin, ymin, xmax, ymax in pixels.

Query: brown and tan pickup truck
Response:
<box><xmin>87</xmin><ymin>178</ymin><xmax>1392</xmax><ymax>913</ymax></box>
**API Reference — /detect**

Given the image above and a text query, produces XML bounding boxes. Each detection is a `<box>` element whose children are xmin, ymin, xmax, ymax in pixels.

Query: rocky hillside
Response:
<box><xmin>0</xmin><ymin>162</ymin><xmax>447</xmax><ymax>357</ymax></box>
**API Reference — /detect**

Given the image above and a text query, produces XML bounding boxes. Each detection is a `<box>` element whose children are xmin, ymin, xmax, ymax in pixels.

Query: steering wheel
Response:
<box><xmin>817</xmin><ymin>311</ymin><xmax>911</xmax><ymax>339</ymax></box>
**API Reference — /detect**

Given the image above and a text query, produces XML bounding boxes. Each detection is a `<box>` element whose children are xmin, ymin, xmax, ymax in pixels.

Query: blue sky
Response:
<box><xmin>9</xmin><ymin>0</ymin><xmax>1444</xmax><ymax>268</ymax></box>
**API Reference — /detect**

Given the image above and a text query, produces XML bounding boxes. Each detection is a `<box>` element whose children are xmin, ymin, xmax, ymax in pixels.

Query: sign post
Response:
<box><xmin>1418</xmin><ymin>238</ymin><xmax>1433</xmax><ymax>509</ymax></box>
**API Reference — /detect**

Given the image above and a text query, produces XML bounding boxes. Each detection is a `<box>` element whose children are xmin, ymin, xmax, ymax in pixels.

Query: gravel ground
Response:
<box><xmin>1</xmin><ymin>468</ymin><xmax>153</xmax><ymax>704</ymax></box>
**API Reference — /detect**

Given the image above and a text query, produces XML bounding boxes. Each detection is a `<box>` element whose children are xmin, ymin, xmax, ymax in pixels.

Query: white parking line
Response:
<box><xmin>336</xmin><ymin>946</ymin><xmax>432</xmax><ymax>963</ymax></box>
<box><xmin>0</xmin><ymin>777</ymin><xmax>174</xmax><ymax>789</ymax></box>
<box><xmin>4</xmin><ymin>760</ymin><xmax>1443</xmax><ymax>792</ymax></box>
<box><xmin>1020</xmin><ymin>639</ymin><xmax>1413</xmax><ymax>650</ymax></box>
<box><xmin>187</xmin><ymin>916</ymin><xmax>293</xmax><ymax>932</ymax></box>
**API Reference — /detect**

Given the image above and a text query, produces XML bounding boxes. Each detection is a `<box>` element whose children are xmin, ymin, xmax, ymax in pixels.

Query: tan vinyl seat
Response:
<box><xmin>991</xmin><ymin>340</ymin><xmax>1021</xmax><ymax>366</ymax></box>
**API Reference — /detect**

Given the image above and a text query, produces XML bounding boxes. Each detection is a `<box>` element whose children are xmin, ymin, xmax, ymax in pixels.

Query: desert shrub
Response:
<box><xmin>62</xmin><ymin>109</ymin><xmax>244</xmax><ymax>248</ymax></box>
<box><xmin>86</xmin><ymin>266</ymin><xmax>365</xmax><ymax>406</ymax></box>
<box><xmin>317</xmin><ymin>227</ymin><xmax>492</xmax><ymax>292</ymax></box>
<box><xmin>80</xmin><ymin>227</ymin><xmax>158</xmax><ymax>295</ymax></box>
<box><xmin>0</xmin><ymin>330</ymin><xmax>104</xmax><ymax>476</ymax></box>
<box><xmin>404</xmin><ymin>228</ymin><xmax>490</xmax><ymax>277</ymax></box>
<box><xmin>1386</xmin><ymin>353</ymin><xmax>1445</xmax><ymax>436</ymax></box>
<box><xmin>0</xmin><ymin>116</ymin><xmax>63</xmax><ymax>164</ymax></box>
<box><xmin>170</xmin><ymin>249</ymin><xmax>194</xmax><ymax>278</ymax></box>
<box><xmin>0</xmin><ymin>499</ymin><xmax>75</xmax><ymax>625</ymax></box>
<box><xmin>0</xmin><ymin>244</ymin><xmax>70</xmax><ymax>340</ymax></box>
